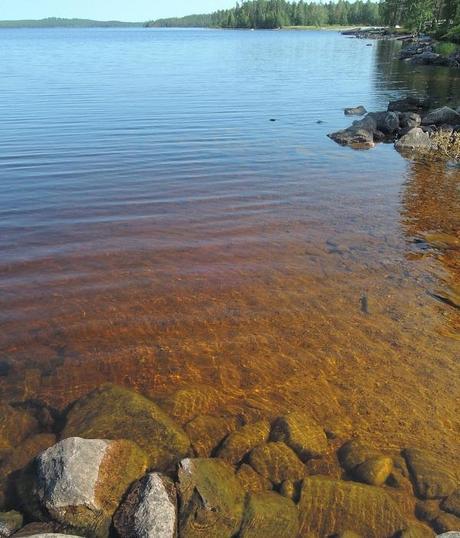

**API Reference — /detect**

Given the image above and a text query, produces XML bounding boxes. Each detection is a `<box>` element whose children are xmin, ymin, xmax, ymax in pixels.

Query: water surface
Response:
<box><xmin>0</xmin><ymin>28</ymin><xmax>458</xmax><ymax>459</ymax></box>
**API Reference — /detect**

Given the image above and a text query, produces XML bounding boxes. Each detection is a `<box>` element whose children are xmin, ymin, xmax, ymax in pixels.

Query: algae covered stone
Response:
<box><xmin>216</xmin><ymin>421</ymin><xmax>271</xmax><ymax>464</ymax></box>
<box><xmin>113</xmin><ymin>473</ymin><xmax>177</xmax><ymax>538</ymax></box>
<box><xmin>62</xmin><ymin>384</ymin><xmax>190</xmax><ymax>470</ymax></box>
<box><xmin>0</xmin><ymin>404</ymin><xmax>38</xmax><ymax>454</ymax></box>
<box><xmin>20</xmin><ymin>437</ymin><xmax>147</xmax><ymax>538</ymax></box>
<box><xmin>354</xmin><ymin>456</ymin><xmax>393</xmax><ymax>486</ymax></box>
<box><xmin>0</xmin><ymin>510</ymin><xmax>23</xmax><ymax>537</ymax></box>
<box><xmin>239</xmin><ymin>491</ymin><xmax>299</xmax><ymax>538</ymax></box>
<box><xmin>248</xmin><ymin>442</ymin><xmax>306</xmax><ymax>486</ymax></box>
<box><xmin>434</xmin><ymin>512</ymin><xmax>460</xmax><ymax>534</ymax></box>
<box><xmin>396</xmin><ymin>524</ymin><xmax>435</xmax><ymax>537</ymax></box>
<box><xmin>403</xmin><ymin>449</ymin><xmax>458</xmax><ymax>499</ymax></box>
<box><xmin>298</xmin><ymin>476</ymin><xmax>406</xmax><ymax>537</ymax></box>
<box><xmin>443</xmin><ymin>490</ymin><xmax>460</xmax><ymax>518</ymax></box>
<box><xmin>177</xmin><ymin>458</ymin><xmax>245</xmax><ymax>538</ymax></box>
<box><xmin>270</xmin><ymin>412</ymin><xmax>328</xmax><ymax>461</ymax></box>
<box><xmin>185</xmin><ymin>415</ymin><xmax>239</xmax><ymax>458</ymax></box>
<box><xmin>237</xmin><ymin>464</ymin><xmax>272</xmax><ymax>494</ymax></box>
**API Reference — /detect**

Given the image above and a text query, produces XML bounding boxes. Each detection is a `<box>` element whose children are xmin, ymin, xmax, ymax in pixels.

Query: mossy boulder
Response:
<box><xmin>338</xmin><ymin>441</ymin><xmax>393</xmax><ymax>486</ymax></box>
<box><xmin>338</xmin><ymin>440</ymin><xmax>377</xmax><ymax>471</ymax></box>
<box><xmin>160</xmin><ymin>385</ymin><xmax>222</xmax><ymax>423</ymax></box>
<box><xmin>270</xmin><ymin>412</ymin><xmax>328</xmax><ymax>461</ymax></box>
<box><xmin>62</xmin><ymin>384</ymin><xmax>190</xmax><ymax>470</ymax></box>
<box><xmin>239</xmin><ymin>491</ymin><xmax>299</xmax><ymax>538</ymax></box>
<box><xmin>434</xmin><ymin>512</ymin><xmax>460</xmax><ymax>533</ymax></box>
<box><xmin>298</xmin><ymin>476</ymin><xmax>406</xmax><ymax>537</ymax></box>
<box><xmin>0</xmin><ymin>404</ymin><xmax>39</xmax><ymax>454</ymax></box>
<box><xmin>113</xmin><ymin>473</ymin><xmax>177</xmax><ymax>538</ymax></box>
<box><xmin>18</xmin><ymin>437</ymin><xmax>147</xmax><ymax>538</ymax></box>
<box><xmin>442</xmin><ymin>490</ymin><xmax>460</xmax><ymax>517</ymax></box>
<box><xmin>403</xmin><ymin>449</ymin><xmax>458</xmax><ymax>499</ymax></box>
<box><xmin>185</xmin><ymin>415</ymin><xmax>239</xmax><ymax>458</ymax></box>
<box><xmin>415</xmin><ymin>500</ymin><xmax>441</xmax><ymax>522</ymax></box>
<box><xmin>177</xmin><ymin>458</ymin><xmax>245</xmax><ymax>538</ymax></box>
<box><xmin>0</xmin><ymin>510</ymin><xmax>23</xmax><ymax>537</ymax></box>
<box><xmin>0</xmin><ymin>434</ymin><xmax>56</xmax><ymax>510</ymax></box>
<box><xmin>248</xmin><ymin>442</ymin><xmax>306</xmax><ymax>486</ymax></box>
<box><xmin>216</xmin><ymin>421</ymin><xmax>270</xmax><ymax>464</ymax></box>
<box><xmin>237</xmin><ymin>464</ymin><xmax>272</xmax><ymax>494</ymax></box>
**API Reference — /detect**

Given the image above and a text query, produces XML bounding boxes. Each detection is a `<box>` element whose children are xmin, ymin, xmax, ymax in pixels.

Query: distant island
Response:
<box><xmin>0</xmin><ymin>17</ymin><xmax>142</xmax><ymax>28</ymax></box>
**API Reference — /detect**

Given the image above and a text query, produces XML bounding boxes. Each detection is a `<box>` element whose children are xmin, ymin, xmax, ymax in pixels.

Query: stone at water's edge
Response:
<box><xmin>421</xmin><ymin>107</ymin><xmax>460</xmax><ymax>126</ymax></box>
<box><xmin>113</xmin><ymin>473</ymin><xmax>177</xmax><ymax>538</ymax></box>
<box><xmin>61</xmin><ymin>383</ymin><xmax>190</xmax><ymax>470</ymax></box>
<box><xmin>270</xmin><ymin>411</ymin><xmax>328</xmax><ymax>461</ymax></box>
<box><xmin>354</xmin><ymin>455</ymin><xmax>394</xmax><ymax>486</ymax></box>
<box><xmin>344</xmin><ymin>106</ymin><xmax>367</xmax><ymax>116</ymax></box>
<box><xmin>216</xmin><ymin>420</ymin><xmax>271</xmax><ymax>464</ymax></box>
<box><xmin>403</xmin><ymin>449</ymin><xmax>458</xmax><ymax>500</ymax></box>
<box><xmin>17</xmin><ymin>437</ymin><xmax>147</xmax><ymax>538</ymax></box>
<box><xmin>184</xmin><ymin>414</ymin><xmax>239</xmax><ymax>458</ymax></box>
<box><xmin>248</xmin><ymin>442</ymin><xmax>306</xmax><ymax>485</ymax></box>
<box><xmin>395</xmin><ymin>128</ymin><xmax>434</xmax><ymax>153</ymax></box>
<box><xmin>239</xmin><ymin>491</ymin><xmax>299</xmax><ymax>538</ymax></box>
<box><xmin>298</xmin><ymin>476</ymin><xmax>407</xmax><ymax>537</ymax></box>
<box><xmin>177</xmin><ymin>458</ymin><xmax>245</xmax><ymax>538</ymax></box>
<box><xmin>388</xmin><ymin>97</ymin><xmax>431</xmax><ymax>113</ymax></box>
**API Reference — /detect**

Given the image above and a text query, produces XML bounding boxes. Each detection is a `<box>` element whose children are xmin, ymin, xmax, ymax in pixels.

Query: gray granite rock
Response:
<box><xmin>422</xmin><ymin>107</ymin><xmax>460</xmax><ymax>126</ymax></box>
<box><xmin>113</xmin><ymin>473</ymin><xmax>177</xmax><ymax>538</ymax></box>
<box><xmin>395</xmin><ymin>128</ymin><xmax>434</xmax><ymax>153</ymax></box>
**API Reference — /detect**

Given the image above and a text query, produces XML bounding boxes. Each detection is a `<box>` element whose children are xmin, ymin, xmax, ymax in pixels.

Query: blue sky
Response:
<box><xmin>2</xmin><ymin>0</ymin><xmax>237</xmax><ymax>22</ymax></box>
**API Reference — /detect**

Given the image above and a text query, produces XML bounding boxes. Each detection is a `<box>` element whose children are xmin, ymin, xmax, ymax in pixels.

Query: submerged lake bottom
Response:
<box><xmin>0</xmin><ymin>27</ymin><xmax>458</xmax><ymax>536</ymax></box>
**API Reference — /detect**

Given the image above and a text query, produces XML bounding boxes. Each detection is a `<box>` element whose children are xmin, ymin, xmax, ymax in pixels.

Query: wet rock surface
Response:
<box><xmin>0</xmin><ymin>511</ymin><xmax>23</xmax><ymax>538</ymax></box>
<box><xmin>248</xmin><ymin>442</ymin><xmax>306</xmax><ymax>485</ymax></box>
<box><xmin>216</xmin><ymin>420</ymin><xmax>271</xmax><ymax>464</ymax></box>
<box><xmin>62</xmin><ymin>384</ymin><xmax>190</xmax><ymax>470</ymax></box>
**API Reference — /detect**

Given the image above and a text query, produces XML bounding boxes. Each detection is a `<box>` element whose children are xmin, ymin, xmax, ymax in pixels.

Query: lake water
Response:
<box><xmin>0</xmin><ymin>29</ymin><xmax>458</xmax><ymax>460</ymax></box>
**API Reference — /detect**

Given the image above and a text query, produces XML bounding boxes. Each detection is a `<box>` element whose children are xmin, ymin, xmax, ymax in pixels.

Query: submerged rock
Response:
<box><xmin>185</xmin><ymin>414</ymin><xmax>239</xmax><ymax>458</ymax></box>
<box><xmin>388</xmin><ymin>97</ymin><xmax>430</xmax><ymax>113</ymax></box>
<box><xmin>0</xmin><ymin>404</ymin><xmax>39</xmax><ymax>455</ymax></box>
<box><xmin>298</xmin><ymin>476</ymin><xmax>406</xmax><ymax>537</ymax></box>
<box><xmin>344</xmin><ymin>106</ymin><xmax>367</xmax><ymax>116</ymax></box>
<box><xmin>422</xmin><ymin>107</ymin><xmax>460</xmax><ymax>126</ymax></box>
<box><xmin>270</xmin><ymin>412</ymin><xmax>328</xmax><ymax>461</ymax></box>
<box><xmin>160</xmin><ymin>385</ymin><xmax>222</xmax><ymax>423</ymax></box>
<box><xmin>442</xmin><ymin>490</ymin><xmax>460</xmax><ymax>517</ymax></box>
<box><xmin>403</xmin><ymin>449</ymin><xmax>458</xmax><ymax>499</ymax></box>
<box><xmin>236</xmin><ymin>464</ymin><xmax>272</xmax><ymax>494</ymax></box>
<box><xmin>62</xmin><ymin>384</ymin><xmax>190</xmax><ymax>470</ymax></box>
<box><xmin>396</xmin><ymin>525</ymin><xmax>435</xmax><ymax>537</ymax></box>
<box><xmin>19</xmin><ymin>437</ymin><xmax>147</xmax><ymax>538</ymax></box>
<box><xmin>434</xmin><ymin>512</ymin><xmax>460</xmax><ymax>533</ymax></box>
<box><xmin>354</xmin><ymin>456</ymin><xmax>394</xmax><ymax>487</ymax></box>
<box><xmin>177</xmin><ymin>458</ymin><xmax>245</xmax><ymax>538</ymax></box>
<box><xmin>239</xmin><ymin>491</ymin><xmax>299</xmax><ymax>538</ymax></box>
<box><xmin>0</xmin><ymin>511</ymin><xmax>23</xmax><ymax>537</ymax></box>
<box><xmin>216</xmin><ymin>420</ymin><xmax>271</xmax><ymax>464</ymax></box>
<box><xmin>113</xmin><ymin>473</ymin><xmax>177</xmax><ymax>538</ymax></box>
<box><xmin>248</xmin><ymin>442</ymin><xmax>306</xmax><ymax>486</ymax></box>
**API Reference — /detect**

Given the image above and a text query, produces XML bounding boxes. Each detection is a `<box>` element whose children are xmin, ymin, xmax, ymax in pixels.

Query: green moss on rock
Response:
<box><xmin>237</xmin><ymin>464</ymin><xmax>272</xmax><ymax>494</ymax></box>
<box><xmin>298</xmin><ymin>476</ymin><xmax>407</xmax><ymax>537</ymax></box>
<box><xmin>270</xmin><ymin>412</ymin><xmax>328</xmax><ymax>461</ymax></box>
<box><xmin>216</xmin><ymin>421</ymin><xmax>271</xmax><ymax>464</ymax></box>
<box><xmin>248</xmin><ymin>442</ymin><xmax>306</xmax><ymax>486</ymax></box>
<box><xmin>178</xmin><ymin>458</ymin><xmax>245</xmax><ymax>538</ymax></box>
<box><xmin>62</xmin><ymin>384</ymin><xmax>190</xmax><ymax>470</ymax></box>
<box><xmin>239</xmin><ymin>491</ymin><xmax>299</xmax><ymax>538</ymax></box>
<box><xmin>354</xmin><ymin>456</ymin><xmax>393</xmax><ymax>486</ymax></box>
<box><xmin>185</xmin><ymin>415</ymin><xmax>239</xmax><ymax>458</ymax></box>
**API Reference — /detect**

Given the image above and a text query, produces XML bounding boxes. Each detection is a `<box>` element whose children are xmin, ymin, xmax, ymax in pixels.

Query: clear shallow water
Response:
<box><xmin>0</xmin><ymin>29</ymin><xmax>458</xmax><ymax>459</ymax></box>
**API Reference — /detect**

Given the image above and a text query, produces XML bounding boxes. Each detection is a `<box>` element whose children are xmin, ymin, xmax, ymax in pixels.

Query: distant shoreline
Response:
<box><xmin>0</xmin><ymin>18</ymin><xmax>143</xmax><ymax>28</ymax></box>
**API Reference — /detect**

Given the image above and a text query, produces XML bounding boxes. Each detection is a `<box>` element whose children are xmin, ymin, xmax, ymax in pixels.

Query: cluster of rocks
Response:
<box><xmin>399</xmin><ymin>37</ymin><xmax>460</xmax><ymax>68</ymax></box>
<box><xmin>0</xmin><ymin>383</ymin><xmax>459</xmax><ymax>537</ymax></box>
<box><xmin>328</xmin><ymin>97</ymin><xmax>460</xmax><ymax>157</ymax></box>
<box><xmin>341</xmin><ymin>28</ymin><xmax>413</xmax><ymax>41</ymax></box>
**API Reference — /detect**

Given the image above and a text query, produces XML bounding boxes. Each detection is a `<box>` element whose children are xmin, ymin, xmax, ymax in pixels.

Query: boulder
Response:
<box><xmin>0</xmin><ymin>404</ymin><xmax>39</xmax><ymax>454</ymax></box>
<box><xmin>185</xmin><ymin>415</ymin><xmax>239</xmax><ymax>458</ymax></box>
<box><xmin>442</xmin><ymin>490</ymin><xmax>460</xmax><ymax>518</ymax></box>
<box><xmin>403</xmin><ymin>449</ymin><xmax>458</xmax><ymax>499</ymax></box>
<box><xmin>434</xmin><ymin>512</ymin><xmax>460</xmax><ymax>534</ymax></box>
<box><xmin>236</xmin><ymin>464</ymin><xmax>272</xmax><ymax>494</ymax></box>
<box><xmin>248</xmin><ymin>442</ymin><xmax>306</xmax><ymax>486</ymax></box>
<box><xmin>388</xmin><ymin>97</ymin><xmax>430</xmax><ymax>113</ymax></box>
<box><xmin>62</xmin><ymin>384</ymin><xmax>190</xmax><ymax>470</ymax></box>
<box><xmin>344</xmin><ymin>106</ymin><xmax>367</xmax><ymax>116</ymax></box>
<box><xmin>400</xmin><ymin>112</ymin><xmax>422</xmax><ymax>129</ymax></box>
<box><xmin>298</xmin><ymin>476</ymin><xmax>406</xmax><ymax>537</ymax></box>
<box><xmin>395</xmin><ymin>128</ymin><xmax>434</xmax><ymax>153</ymax></box>
<box><xmin>409</xmin><ymin>51</ymin><xmax>442</xmax><ymax>65</ymax></box>
<box><xmin>353</xmin><ymin>456</ymin><xmax>394</xmax><ymax>487</ymax></box>
<box><xmin>0</xmin><ymin>434</ymin><xmax>56</xmax><ymax>509</ymax></box>
<box><xmin>18</xmin><ymin>437</ymin><xmax>147</xmax><ymax>538</ymax></box>
<box><xmin>0</xmin><ymin>511</ymin><xmax>23</xmax><ymax>537</ymax></box>
<box><xmin>113</xmin><ymin>473</ymin><xmax>177</xmax><ymax>538</ymax></box>
<box><xmin>422</xmin><ymin>107</ymin><xmax>460</xmax><ymax>126</ymax></box>
<box><xmin>367</xmin><ymin>111</ymin><xmax>400</xmax><ymax>135</ymax></box>
<box><xmin>328</xmin><ymin>127</ymin><xmax>375</xmax><ymax>149</ymax></box>
<box><xmin>338</xmin><ymin>440</ymin><xmax>376</xmax><ymax>471</ymax></box>
<box><xmin>270</xmin><ymin>411</ymin><xmax>328</xmax><ymax>461</ymax></box>
<box><xmin>239</xmin><ymin>491</ymin><xmax>299</xmax><ymax>538</ymax></box>
<box><xmin>279</xmin><ymin>480</ymin><xmax>299</xmax><ymax>501</ymax></box>
<box><xmin>177</xmin><ymin>458</ymin><xmax>245</xmax><ymax>538</ymax></box>
<box><xmin>216</xmin><ymin>420</ymin><xmax>270</xmax><ymax>464</ymax></box>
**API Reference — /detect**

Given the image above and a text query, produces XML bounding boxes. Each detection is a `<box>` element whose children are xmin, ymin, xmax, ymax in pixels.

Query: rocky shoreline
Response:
<box><xmin>328</xmin><ymin>98</ymin><xmax>460</xmax><ymax>159</ymax></box>
<box><xmin>0</xmin><ymin>384</ymin><xmax>459</xmax><ymax>537</ymax></box>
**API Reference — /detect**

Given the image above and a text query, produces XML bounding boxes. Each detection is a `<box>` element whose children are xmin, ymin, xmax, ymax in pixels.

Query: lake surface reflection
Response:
<box><xmin>0</xmin><ymin>29</ymin><xmax>458</xmax><ymax>460</ymax></box>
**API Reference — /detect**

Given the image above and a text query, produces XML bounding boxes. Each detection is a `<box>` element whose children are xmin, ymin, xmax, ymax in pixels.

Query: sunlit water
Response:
<box><xmin>0</xmin><ymin>29</ymin><xmax>458</xmax><ymax>460</ymax></box>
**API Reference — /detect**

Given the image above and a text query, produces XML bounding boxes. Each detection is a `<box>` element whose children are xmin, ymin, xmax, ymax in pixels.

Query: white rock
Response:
<box><xmin>437</xmin><ymin>533</ymin><xmax>460</xmax><ymax>538</ymax></box>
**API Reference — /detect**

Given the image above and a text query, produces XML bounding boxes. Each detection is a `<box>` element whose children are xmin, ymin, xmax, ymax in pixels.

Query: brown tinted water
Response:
<box><xmin>0</xmin><ymin>29</ymin><xmax>459</xmax><ymax>463</ymax></box>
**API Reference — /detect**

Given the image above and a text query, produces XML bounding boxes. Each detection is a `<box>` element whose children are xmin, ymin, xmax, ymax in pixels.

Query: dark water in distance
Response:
<box><xmin>0</xmin><ymin>29</ymin><xmax>459</xmax><ymax>458</ymax></box>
